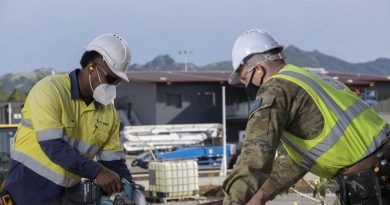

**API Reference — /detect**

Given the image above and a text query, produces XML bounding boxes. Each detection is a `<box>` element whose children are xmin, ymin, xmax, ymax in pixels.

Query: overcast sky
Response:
<box><xmin>0</xmin><ymin>0</ymin><xmax>389</xmax><ymax>76</ymax></box>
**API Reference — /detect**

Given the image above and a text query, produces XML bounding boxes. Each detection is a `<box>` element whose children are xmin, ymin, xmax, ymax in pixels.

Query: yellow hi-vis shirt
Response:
<box><xmin>11</xmin><ymin>71</ymin><xmax>125</xmax><ymax>187</ymax></box>
<box><xmin>272</xmin><ymin>64</ymin><xmax>388</xmax><ymax>178</ymax></box>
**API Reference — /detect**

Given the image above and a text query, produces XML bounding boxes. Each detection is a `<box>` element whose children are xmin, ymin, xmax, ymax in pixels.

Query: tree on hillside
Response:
<box><xmin>7</xmin><ymin>89</ymin><xmax>26</xmax><ymax>102</ymax></box>
<box><xmin>144</xmin><ymin>55</ymin><xmax>177</xmax><ymax>70</ymax></box>
<box><xmin>0</xmin><ymin>86</ymin><xmax>8</xmax><ymax>102</ymax></box>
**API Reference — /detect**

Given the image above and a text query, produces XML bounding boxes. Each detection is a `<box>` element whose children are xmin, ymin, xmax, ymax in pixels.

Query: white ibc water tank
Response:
<box><xmin>148</xmin><ymin>160</ymin><xmax>199</xmax><ymax>197</ymax></box>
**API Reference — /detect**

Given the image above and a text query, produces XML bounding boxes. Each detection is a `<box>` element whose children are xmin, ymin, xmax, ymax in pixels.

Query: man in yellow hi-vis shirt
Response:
<box><xmin>222</xmin><ymin>29</ymin><xmax>390</xmax><ymax>205</ymax></box>
<box><xmin>3</xmin><ymin>34</ymin><xmax>133</xmax><ymax>205</ymax></box>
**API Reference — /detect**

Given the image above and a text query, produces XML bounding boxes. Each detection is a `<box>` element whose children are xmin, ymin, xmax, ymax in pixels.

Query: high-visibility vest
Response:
<box><xmin>271</xmin><ymin>64</ymin><xmax>388</xmax><ymax>178</ymax></box>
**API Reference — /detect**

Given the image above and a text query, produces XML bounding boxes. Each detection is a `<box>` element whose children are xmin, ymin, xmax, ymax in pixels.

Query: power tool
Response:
<box><xmin>0</xmin><ymin>191</ymin><xmax>13</xmax><ymax>205</ymax></box>
<box><xmin>82</xmin><ymin>178</ymin><xmax>147</xmax><ymax>205</ymax></box>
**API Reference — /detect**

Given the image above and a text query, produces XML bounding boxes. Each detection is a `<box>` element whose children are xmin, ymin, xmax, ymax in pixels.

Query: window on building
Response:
<box><xmin>198</xmin><ymin>92</ymin><xmax>216</xmax><ymax>108</ymax></box>
<box><xmin>166</xmin><ymin>94</ymin><xmax>182</xmax><ymax>108</ymax></box>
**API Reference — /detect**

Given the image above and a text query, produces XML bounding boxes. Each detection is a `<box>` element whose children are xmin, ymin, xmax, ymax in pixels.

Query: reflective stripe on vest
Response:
<box><xmin>21</xmin><ymin>117</ymin><xmax>33</xmax><ymax>129</ymax></box>
<box><xmin>21</xmin><ymin>117</ymin><xmax>100</xmax><ymax>157</ymax></box>
<box><xmin>11</xmin><ymin>149</ymin><xmax>79</xmax><ymax>187</ymax></box>
<box><xmin>62</xmin><ymin>135</ymin><xmax>100</xmax><ymax>157</ymax></box>
<box><xmin>277</xmin><ymin>69</ymin><xmax>387</xmax><ymax>172</ymax></box>
<box><xmin>37</xmin><ymin>129</ymin><xmax>63</xmax><ymax>141</ymax></box>
<box><xmin>96</xmin><ymin>150</ymin><xmax>125</xmax><ymax>161</ymax></box>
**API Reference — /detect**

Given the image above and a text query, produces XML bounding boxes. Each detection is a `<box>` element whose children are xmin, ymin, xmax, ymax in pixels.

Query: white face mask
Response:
<box><xmin>89</xmin><ymin>69</ymin><xmax>117</xmax><ymax>105</ymax></box>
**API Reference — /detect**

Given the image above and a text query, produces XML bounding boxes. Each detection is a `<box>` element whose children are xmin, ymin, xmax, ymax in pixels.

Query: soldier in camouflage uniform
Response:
<box><xmin>222</xmin><ymin>29</ymin><xmax>390</xmax><ymax>205</ymax></box>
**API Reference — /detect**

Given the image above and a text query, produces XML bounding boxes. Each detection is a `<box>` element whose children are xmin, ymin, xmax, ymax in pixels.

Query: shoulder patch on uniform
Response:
<box><xmin>250</xmin><ymin>98</ymin><xmax>262</xmax><ymax>113</ymax></box>
<box><xmin>248</xmin><ymin>96</ymin><xmax>275</xmax><ymax>118</ymax></box>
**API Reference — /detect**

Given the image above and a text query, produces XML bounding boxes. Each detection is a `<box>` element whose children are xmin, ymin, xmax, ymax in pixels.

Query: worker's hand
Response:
<box><xmin>246</xmin><ymin>190</ymin><xmax>269</xmax><ymax>205</ymax></box>
<box><xmin>96</xmin><ymin>166</ymin><xmax>122</xmax><ymax>194</ymax></box>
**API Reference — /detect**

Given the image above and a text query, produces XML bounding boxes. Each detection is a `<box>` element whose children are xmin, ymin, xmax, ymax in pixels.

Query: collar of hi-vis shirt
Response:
<box><xmin>69</xmin><ymin>69</ymin><xmax>103</xmax><ymax>109</ymax></box>
<box><xmin>277</xmin><ymin>64</ymin><xmax>290</xmax><ymax>73</ymax></box>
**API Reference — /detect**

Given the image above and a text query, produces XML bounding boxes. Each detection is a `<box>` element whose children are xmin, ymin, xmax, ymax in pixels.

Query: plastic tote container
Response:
<box><xmin>148</xmin><ymin>160</ymin><xmax>199</xmax><ymax>197</ymax></box>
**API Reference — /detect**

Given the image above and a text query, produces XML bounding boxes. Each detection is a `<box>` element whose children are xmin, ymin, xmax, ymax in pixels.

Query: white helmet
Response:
<box><xmin>86</xmin><ymin>33</ymin><xmax>131</xmax><ymax>82</ymax></box>
<box><xmin>229</xmin><ymin>29</ymin><xmax>283</xmax><ymax>84</ymax></box>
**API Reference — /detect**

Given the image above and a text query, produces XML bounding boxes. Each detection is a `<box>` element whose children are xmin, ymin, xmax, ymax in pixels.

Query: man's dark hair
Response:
<box><xmin>80</xmin><ymin>51</ymin><xmax>102</xmax><ymax>68</ymax></box>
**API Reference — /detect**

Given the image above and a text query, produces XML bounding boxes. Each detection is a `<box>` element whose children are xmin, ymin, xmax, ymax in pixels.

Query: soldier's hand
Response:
<box><xmin>246</xmin><ymin>190</ymin><xmax>268</xmax><ymax>205</ymax></box>
<box><xmin>96</xmin><ymin>167</ymin><xmax>122</xmax><ymax>194</ymax></box>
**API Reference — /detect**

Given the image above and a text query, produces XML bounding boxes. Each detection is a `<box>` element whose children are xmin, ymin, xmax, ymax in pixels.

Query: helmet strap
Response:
<box><xmin>248</xmin><ymin>67</ymin><xmax>256</xmax><ymax>86</ymax></box>
<box><xmin>245</xmin><ymin>68</ymin><xmax>260</xmax><ymax>100</ymax></box>
<box><xmin>258</xmin><ymin>65</ymin><xmax>267</xmax><ymax>85</ymax></box>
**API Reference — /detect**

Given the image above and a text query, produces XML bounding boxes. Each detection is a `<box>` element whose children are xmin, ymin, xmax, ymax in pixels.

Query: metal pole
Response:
<box><xmin>221</xmin><ymin>86</ymin><xmax>227</xmax><ymax>176</ymax></box>
<box><xmin>7</xmin><ymin>103</ymin><xmax>12</xmax><ymax>124</ymax></box>
<box><xmin>184</xmin><ymin>54</ymin><xmax>188</xmax><ymax>72</ymax></box>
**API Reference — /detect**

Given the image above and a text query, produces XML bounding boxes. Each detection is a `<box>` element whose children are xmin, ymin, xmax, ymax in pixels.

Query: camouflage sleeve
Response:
<box><xmin>222</xmin><ymin>78</ymin><xmax>298</xmax><ymax>204</ymax></box>
<box><xmin>222</xmin><ymin>79</ymin><xmax>310</xmax><ymax>204</ymax></box>
<box><xmin>222</xmin><ymin>94</ymin><xmax>277</xmax><ymax>204</ymax></box>
<box><xmin>260</xmin><ymin>156</ymin><xmax>307</xmax><ymax>200</ymax></box>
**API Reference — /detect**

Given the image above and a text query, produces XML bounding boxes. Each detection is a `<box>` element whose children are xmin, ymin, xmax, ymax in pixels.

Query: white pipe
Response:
<box><xmin>8</xmin><ymin>103</ymin><xmax>12</xmax><ymax>124</ymax></box>
<box><xmin>221</xmin><ymin>86</ymin><xmax>227</xmax><ymax>176</ymax></box>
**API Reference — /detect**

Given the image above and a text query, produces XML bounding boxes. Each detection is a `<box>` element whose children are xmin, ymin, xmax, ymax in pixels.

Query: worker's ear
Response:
<box><xmin>255</xmin><ymin>64</ymin><xmax>263</xmax><ymax>75</ymax></box>
<box><xmin>88</xmin><ymin>64</ymin><xmax>95</xmax><ymax>73</ymax></box>
<box><xmin>257</xmin><ymin>68</ymin><xmax>263</xmax><ymax>75</ymax></box>
<box><xmin>86</xmin><ymin>62</ymin><xmax>96</xmax><ymax>73</ymax></box>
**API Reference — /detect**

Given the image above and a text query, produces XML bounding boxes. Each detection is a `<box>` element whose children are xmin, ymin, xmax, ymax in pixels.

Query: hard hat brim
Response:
<box><xmin>110</xmin><ymin>66</ymin><xmax>129</xmax><ymax>83</ymax></box>
<box><xmin>228</xmin><ymin>71</ymin><xmax>242</xmax><ymax>85</ymax></box>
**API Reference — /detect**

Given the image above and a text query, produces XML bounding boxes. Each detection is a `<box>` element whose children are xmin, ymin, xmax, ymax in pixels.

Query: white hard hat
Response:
<box><xmin>86</xmin><ymin>33</ymin><xmax>131</xmax><ymax>82</ymax></box>
<box><xmin>229</xmin><ymin>29</ymin><xmax>283</xmax><ymax>84</ymax></box>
